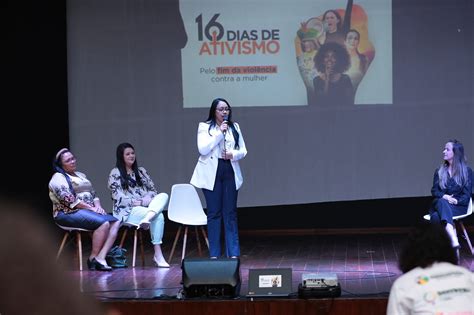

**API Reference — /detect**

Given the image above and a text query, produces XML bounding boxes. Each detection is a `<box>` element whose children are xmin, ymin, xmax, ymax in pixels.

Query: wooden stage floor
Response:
<box><xmin>61</xmin><ymin>232</ymin><xmax>474</xmax><ymax>314</ymax></box>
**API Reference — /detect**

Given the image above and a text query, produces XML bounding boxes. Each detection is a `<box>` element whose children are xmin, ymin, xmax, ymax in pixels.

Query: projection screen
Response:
<box><xmin>67</xmin><ymin>0</ymin><xmax>473</xmax><ymax>211</ymax></box>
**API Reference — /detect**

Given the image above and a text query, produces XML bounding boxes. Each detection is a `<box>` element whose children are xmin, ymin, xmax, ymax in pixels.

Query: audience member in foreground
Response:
<box><xmin>387</xmin><ymin>222</ymin><xmax>474</xmax><ymax>314</ymax></box>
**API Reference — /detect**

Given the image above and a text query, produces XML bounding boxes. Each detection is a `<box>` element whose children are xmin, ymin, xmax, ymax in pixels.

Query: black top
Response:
<box><xmin>431</xmin><ymin>166</ymin><xmax>473</xmax><ymax>208</ymax></box>
<box><xmin>312</xmin><ymin>74</ymin><xmax>354</xmax><ymax>106</ymax></box>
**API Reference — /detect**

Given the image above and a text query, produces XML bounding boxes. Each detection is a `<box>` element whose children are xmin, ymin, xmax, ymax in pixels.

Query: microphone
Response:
<box><xmin>222</xmin><ymin>115</ymin><xmax>229</xmax><ymax>158</ymax></box>
<box><xmin>222</xmin><ymin>115</ymin><xmax>229</xmax><ymax>135</ymax></box>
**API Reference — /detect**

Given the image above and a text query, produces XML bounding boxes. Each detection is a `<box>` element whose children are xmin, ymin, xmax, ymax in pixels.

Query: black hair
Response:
<box><xmin>314</xmin><ymin>42</ymin><xmax>350</xmax><ymax>74</ymax></box>
<box><xmin>115</xmin><ymin>142</ymin><xmax>143</xmax><ymax>190</ymax></box>
<box><xmin>206</xmin><ymin>98</ymin><xmax>240</xmax><ymax>149</ymax></box>
<box><xmin>52</xmin><ymin>149</ymin><xmax>75</xmax><ymax>195</ymax></box>
<box><xmin>322</xmin><ymin>9</ymin><xmax>343</xmax><ymax>31</ymax></box>
<box><xmin>398</xmin><ymin>221</ymin><xmax>458</xmax><ymax>273</ymax></box>
<box><xmin>438</xmin><ymin>139</ymin><xmax>469</xmax><ymax>188</ymax></box>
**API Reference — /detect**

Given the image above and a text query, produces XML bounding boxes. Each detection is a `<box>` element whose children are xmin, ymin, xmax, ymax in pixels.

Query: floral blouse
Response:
<box><xmin>108</xmin><ymin>167</ymin><xmax>158</xmax><ymax>221</ymax></box>
<box><xmin>48</xmin><ymin>171</ymin><xmax>99</xmax><ymax>217</ymax></box>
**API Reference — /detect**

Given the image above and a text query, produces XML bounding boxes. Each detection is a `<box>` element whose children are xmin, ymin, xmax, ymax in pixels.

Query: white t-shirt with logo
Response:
<box><xmin>387</xmin><ymin>262</ymin><xmax>474</xmax><ymax>315</ymax></box>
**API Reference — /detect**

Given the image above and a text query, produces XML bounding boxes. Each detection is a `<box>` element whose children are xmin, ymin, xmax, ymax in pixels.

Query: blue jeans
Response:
<box><xmin>203</xmin><ymin>159</ymin><xmax>240</xmax><ymax>257</ymax></box>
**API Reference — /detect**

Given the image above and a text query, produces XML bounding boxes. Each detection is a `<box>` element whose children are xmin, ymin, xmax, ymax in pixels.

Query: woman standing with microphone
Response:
<box><xmin>190</xmin><ymin>98</ymin><xmax>247</xmax><ymax>259</ymax></box>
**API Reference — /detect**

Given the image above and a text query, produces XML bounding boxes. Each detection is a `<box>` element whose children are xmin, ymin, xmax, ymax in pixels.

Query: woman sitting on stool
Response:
<box><xmin>49</xmin><ymin>148</ymin><xmax>120</xmax><ymax>271</ymax></box>
<box><xmin>429</xmin><ymin>139</ymin><xmax>472</xmax><ymax>255</ymax></box>
<box><xmin>108</xmin><ymin>142</ymin><xmax>170</xmax><ymax>267</ymax></box>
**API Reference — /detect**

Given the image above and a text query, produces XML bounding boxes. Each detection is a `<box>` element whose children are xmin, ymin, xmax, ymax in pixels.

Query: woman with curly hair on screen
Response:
<box><xmin>311</xmin><ymin>42</ymin><xmax>354</xmax><ymax>106</ymax></box>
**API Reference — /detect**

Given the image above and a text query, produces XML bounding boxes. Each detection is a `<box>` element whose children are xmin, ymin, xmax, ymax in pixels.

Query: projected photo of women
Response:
<box><xmin>295</xmin><ymin>0</ymin><xmax>375</xmax><ymax>106</ymax></box>
<box><xmin>344</xmin><ymin>29</ymin><xmax>369</xmax><ymax>89</ymax></box>
<box><xmin>312</xmin><ymin>42</ymin><xmax>354</xmax><ymax>106</ymax></box>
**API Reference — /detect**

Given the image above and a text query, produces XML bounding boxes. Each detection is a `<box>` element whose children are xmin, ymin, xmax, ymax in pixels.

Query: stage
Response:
<box><xmin>61</xmin><ymin>231</ymin><xmax>474</xmax><ymax>315</ymax></box>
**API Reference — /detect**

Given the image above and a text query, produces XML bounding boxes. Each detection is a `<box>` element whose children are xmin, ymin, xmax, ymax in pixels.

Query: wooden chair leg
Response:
<box><xmin>132</xmin><ymin>229</ymin><xmax>138</xmax><ymax>267</ymax></box>
<box><xmin>200</xmin><ymin>226</ymin><xmax>209</xmax><ymax>249</ymax></box>
<box><xmin>457</xmin><ymin>221</ymin><xmax>474</xmax><ymax>255</ymax></box>
<box><xmin>138</xmin><ymin>229</ymin><xmax>145</xmax><ymax>266</ymax></box>
<box><xmin>181</xmin><ymin>226</ymin><xmax>189</xmax><ymax>261</ymax></box>
<box><xmin>168</xmin><ymin>226</ymin><xmax>182</xmax><ymax>263</ymax></box>
<box><xmin>119</xmin><ymin>228</ymin><xmax>128</xmax><ymax>248</ymax></box>
<box><xmin>76</xmin><ymin>231</ymin><xmax>83</xmax><ymax>271</ymax></box>
<box><xmin>195</xmin><ymin>226</ymin><xmax>202</xmax><ymax>256</ymax></box>
<box><xmin>56</xmin><ymin>232</ymin><xmax>69</xmax><ymax>260</ymax></box>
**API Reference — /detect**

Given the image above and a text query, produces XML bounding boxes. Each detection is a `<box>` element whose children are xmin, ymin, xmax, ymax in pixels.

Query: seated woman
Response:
<box><xmin>108</xmin><ymin>142</ymin><xmax>170</xmax><ymax>267</ymax></box>
<box><xmin>429</xmin><ymin>139</ymin><xmax>473</xmax><ymax>252</ymax></box>
<box><xmin>387</xmin><ymin>222</ymin><xmax>473</xmax><ymax>314</ymax></box>
<box><xmin>49</xmin><ymin>148</ymin><xmax>120</xmax><ymax>271</ymax></box>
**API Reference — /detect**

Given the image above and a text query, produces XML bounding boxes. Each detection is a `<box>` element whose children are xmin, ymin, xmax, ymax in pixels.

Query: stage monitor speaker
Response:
<box><xmin>181</xmin><ymin>258</ymin><xmax>241</xmax><ymax>298</ymax></box>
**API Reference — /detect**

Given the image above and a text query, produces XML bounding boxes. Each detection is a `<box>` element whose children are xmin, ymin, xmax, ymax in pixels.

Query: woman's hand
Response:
<box><xmin>92</xmin><ymin>200</ymin><xmax>107</xmax><ymax>214</ymax></box>
<box><xmin>141</xmin><ymin>195</ymin><xmax>152</xmax><ymax>207</ymax></box>
<box><xmin>443</xmin><ymin>194</ymin><xmax>458</xmax><ymax>205</ymax></box>
<box><xmin>222</xmin><ymin>151</ymin><xmax>234</xmax><ymax>160</ymax></box>
<box><xmin>93</xmin><ymin>206</ymin><xmax>106</xmax><ymax>215</ymax></box>
<box><xmin>325</xmin><ymin>66</ymin><xmax>334</xmax><ymax>79</ymax></box>
<box><xmin>220</xmin><ymin>122</ymin><xmax>228</xmax><ymax>134</ymax></box>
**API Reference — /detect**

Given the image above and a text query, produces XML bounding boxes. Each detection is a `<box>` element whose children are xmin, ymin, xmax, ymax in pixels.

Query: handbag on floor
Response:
<box><xmin>106</xmin><ymin>245</ymin><xmax>128</xmax><ymax>268</ymax></box>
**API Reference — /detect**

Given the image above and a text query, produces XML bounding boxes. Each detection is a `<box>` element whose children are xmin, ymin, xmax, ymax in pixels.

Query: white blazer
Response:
<box><xmin>190</xmin><ymin>121</ymin><xmax>247</xmax><ymax>190</ymax></box>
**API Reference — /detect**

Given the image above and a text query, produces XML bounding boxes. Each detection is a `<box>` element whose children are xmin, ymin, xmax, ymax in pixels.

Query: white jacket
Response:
<box><xmin>190</xmin><ymin>121</ymin><xmax>247</xmax><ymax>190</ymax></box>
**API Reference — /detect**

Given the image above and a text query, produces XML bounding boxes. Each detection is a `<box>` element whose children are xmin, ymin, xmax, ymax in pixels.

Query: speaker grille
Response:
<box><xmin>181</xmin><ymin>258</ymin><xmax>241</xmax><ymax>298</ymax></box>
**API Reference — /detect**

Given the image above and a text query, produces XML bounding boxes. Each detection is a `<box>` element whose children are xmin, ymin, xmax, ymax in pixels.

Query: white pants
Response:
<box><xmin>124</xmin><ymin>193</ymin><xmax>169</xmax><ymax>245</ymax></box>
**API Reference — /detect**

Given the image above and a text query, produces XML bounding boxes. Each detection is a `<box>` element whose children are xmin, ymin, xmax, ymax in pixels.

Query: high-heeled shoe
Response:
<box><xmin>153</xmin><ymin>256</ymin><xmax>170</xmax><ymax>268</ymax></box>
<box><xmin>87</xmin><ymin>258</ymin><xmax>95</xmax><ymax>270</ymax></box>
<box><xmin>91</xmin><ymin>258</ymin><xmax>113</xmax><ymax>271</ymax></box>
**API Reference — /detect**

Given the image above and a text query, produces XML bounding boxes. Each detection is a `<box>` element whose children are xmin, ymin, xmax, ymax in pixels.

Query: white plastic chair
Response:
<box><xmin>119</xmin><ymin>222</ymin><xmax>145</xmax><ymax>267</ymax></box>
<box><xmin>55</xmin><ymin>224</ymin><xmax>92</xmax><ymax>271</ymax></box>
<box><xmin>167</xmin><ymin>183</ymin><xmax>209</xmax><ymax>263</ymax></box>
<box><xmin>423</xmin><ymin>198</ymin><xmax>473</xmax><ymax>255</ymax></box>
